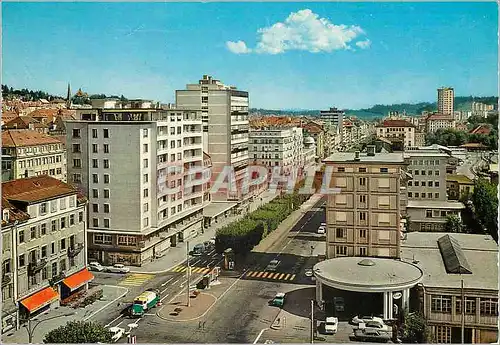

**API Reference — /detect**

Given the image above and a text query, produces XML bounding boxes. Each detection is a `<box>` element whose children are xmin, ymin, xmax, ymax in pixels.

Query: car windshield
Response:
<box><xmin>326</xmin><ymin>321</ymin><xmax>336</xmax><ymax>325</ymax></box>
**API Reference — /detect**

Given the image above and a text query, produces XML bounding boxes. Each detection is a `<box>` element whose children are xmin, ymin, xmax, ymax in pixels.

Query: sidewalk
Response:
<box><xmin>2</xmin><ymin>285</ymin><xmax>128</xmax><ymax>344</ymax></box>
<box><xmin>129</xmin><ymin>190</ymin><xmax>279</xmax><ymax>274</ymax></box>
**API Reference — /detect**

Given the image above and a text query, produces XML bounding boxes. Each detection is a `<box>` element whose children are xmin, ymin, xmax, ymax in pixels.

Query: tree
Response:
<box><xmin>401</xmin><ymin>311</ymin><xmax>428</xmax><ymax>343</ymax></box>
<box><xmin>43</xmin><ymin>321</ymin><xmax>113</xmax><ymax>343</ymax></box>
<box><xmin>444</xmin><ymin>214</ymin><xmax>464</xmax><ymax>233</ymax></box>
<box><xmin>471</xmin><ymin>178</ymin><xmax>498</xmax><ymax>242</ymax></box>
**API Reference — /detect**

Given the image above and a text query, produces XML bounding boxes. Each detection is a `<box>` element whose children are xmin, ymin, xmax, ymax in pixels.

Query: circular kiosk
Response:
<box><xmin>313</xmin><ymin>257</ymin><xmax>423</xmax><ymax>320</ymax></box>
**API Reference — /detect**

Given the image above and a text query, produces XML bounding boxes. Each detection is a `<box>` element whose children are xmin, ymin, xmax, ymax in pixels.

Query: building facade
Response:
<box><xmin>66</xmin><ymin>101</ymin><xmax>207</xmax><ymax>266</ymax></box>
<box><xmin>323</xmin><ymin>147</ymin><xmax>406</xmax><ymax>259</ymax></box>
<box><xmin>1</xmin><ymin>176</ymin><xmax>88</xmax><ymax>333</ymax></box>
<box><xmin>376</xmin><ymin>119</ymin><xmax>416</xmax><ymax>148</ymax></box>
<box><xmin>437</xmin><ymin>87</ymin><xmax>455</xmax><ymax>115</ymax></box>
<box><xmin>176</xmin><ymin>75</ymin><xmax>252</xmax><ymax>203</ymax></box>
<box><xmin>425</xmin><ymin>113</ymin><xmax>456</xmax><ymax>133</ymax></box>
<box><xmin>1</xmin><ymin>129</ymin><xmax>66</xmax><ymax>182</ymax></box>
<box><xmin>320</xmin><ymin>107</ymin><xmax>344</xmax><ymax>135</ymax></box>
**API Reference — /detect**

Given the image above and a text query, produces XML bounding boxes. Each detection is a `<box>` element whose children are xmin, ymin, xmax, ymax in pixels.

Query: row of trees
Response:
<box><xmin>1</xmin><ymin>84</ymin><xmax>61</xmax><ymax>101</ymax></box>
<box><xmin>425</xmin><ymin>127</ymin><xmax>498</xmax><ymax>150</ymax></box>
<box><xmin>215</xmin><ymin>191</ymin><xmax>310</xmax><ymax>255</ymax></box>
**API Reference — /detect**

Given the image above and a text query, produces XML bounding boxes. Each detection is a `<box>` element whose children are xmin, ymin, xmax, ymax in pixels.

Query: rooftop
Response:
<box><xmin>324</xmin><ymin>152</ymin><xmax>406</xmax><ymax>164</ymax></box>
<box><xmin>376</xmin><ymin>120</ymin><xmax>416</xmax><ymax>128</ymax></box>
<box><xmin>401</xmin><ymin>232</ymin><xmax>498</xmax><ymax>290</ymax></box>
<box><xmin>446</xmin><ymin>174</ymin><xmax>474</xmax><ymax>184</ymax></box>
<box><xmin>2</xmin><ymin>129</ymin><xmax>63</xmax><ymax>147</ymax></box>
<box><xmin>2</xmin><ymin>175</ymin><xmax>77</xmax><ymax>204</ymax></box>
<box><xmin>407</xmin><ymin>200</ymin><xmax>465</xmax><ymax>209</ymax></box>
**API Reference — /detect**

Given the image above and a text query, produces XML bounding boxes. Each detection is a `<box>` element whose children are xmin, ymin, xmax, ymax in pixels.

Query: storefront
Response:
<box><xmin>60</xmin><ymin>268</ymin><xmax>94</xmax><ymax>299</ymax></box>
<box><xmin>19</xmin><ymin>287</ymin><xmax>60</xmax><ymax>319</ymax></box>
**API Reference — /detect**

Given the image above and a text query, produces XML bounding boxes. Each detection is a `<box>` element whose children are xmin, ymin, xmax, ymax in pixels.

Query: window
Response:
<box><xmin>93</xmin><ymin>174</ymin><xmax>99</xmax><ymax>183</ymax></box>
<box><xmin>93</xmin><ymin>204</ymin><xmax>99</xmax><ymax>213</ymax></box>
<box><xmin>143</xmin><ymin>189</ymin><xmax>149</xmax><ymax>197</ymax></box>
<box><xmin>359</xmin><ymin>195</ymin><xmax>366</xmax><ymax>203</ymax></box>
<box><xmin>60</xmin><ymin>238</ymin><xmax>66</xmax><ymax>251</ymax></box>
<box><xmin>92</xmin><ymin>128</ymin><xmax>98</xmax><ymax>138</ymax></box>
<box><xmin>104</xmin><ymin>144</ymin><xmax>109</xmax><ymax>153</ymax></box>
<box><xmin>428</xmin><ymin>193</ymin><xmax>433</xmax><ymax>198</ymax></box>
<box><xmin>143</xmin><ymin>159</ymin><xmax>148</xmax><ymax>168</ymax></box>
<box><xmin>143</xmin><ymin>203</ymin><xmax>149</xmax><ymax>212</ymax></box>
<box><xmin>170</xmin><ymin>141</ymin><xmax>175</xmax><ymax>149</ymax></box>
<box><xmin>335</xmin><ymin>246</ymin><xmax>347</xmax><ymax>256</ymax></box>
<box><xmin>378</xmin><ymin>178</ymin><xmax>389</xmax><ymax>188</ymax></box>
<box><xmin>19</xmin><ymin>230</ymin><xmax>25</xmax><ymax>243</ymax></box>
<box><xmin>408</xmin><ymin>181</ymin><xmax>412</xmax><ymax>186</ymax></box>
<box><xmin>73</xmin><ymin>174</ymin><xmax>82</xmax><ymax>183</ymax></box>
<box><xmin>435</xmin><ymin>181</ymin><xmax>440</xmax><ymax>187</ymax></box>
<box><xmin>104</xmin><ymin>204</ymin><xmax>110</xmax><ymax>213</ymax></box>
<box><xmin>421</xmin><ymin>170</ymin><xmax>426</xmax><ymax>175</ymax></box>
<box><xmin>104</xmin><ymin>174</ymin><xmax>110</xmax><ymax>184</ymax></box>
<box><xmin>143</xmin><ymin>144</ymin><xmax>148</xmax><ymax>153</ymax></box>
<box><xmin>378</xmin><ymin>213</ymin><xmax>389</xmax><ymax>224</ymax></box>
<box><xmin>414</xmin><ymin>170</ymin><xmax>419</xmax><ymax>175</ymax></box>
<box><xmin>70</xmin><ymin>214</ymin><xmax>75</xmax><ymax>226</ymax></box>
<box><xmin>421</xmin><ymin>181</ymin><xmax>426</xmax><ymax>187</ymax></box>
<box><xmin>92</xmin><ymin>159</ymin><xmax>98</xmax><ymax>168</ymax></box>
<box><xmin>93</xmin><ymin>218</ymin><xmax>99</xmax><ymax>227</ymax></box>
<box><xmin>359</xmin><ymin>177</ymin><xmax>366</xmax><ymax>186</ymax></box>
<box><xmin>73</xmin><ymin>159</ymin><xmax>81</xmax><ymax>168</ymax></box>
<box><xmin>103</xmin><ymin>128</ymin><xmax>109</xmax><ymax>138</ymax></box>
<box><xmin>143</xmin><ymin>174</ymin><xmax>148</xmax><ymax>183</ymax></box>
<box><xmin>60</xmin><ymin>258</ymin><xmax>66</xmax><ymax>272</ymax></box>
<box><xmin>72</xmin><ymin>129</ymin><xmax>81</xmax><ymax>138</ymax></box>
<box><xmin>435</xmin><ymin>193</ymin><xmax>440</xmax><ymax>199</ymax></box>
<box><xmin>359</xmin><ymin>229</ymin><xmax>367</xmax><ymax>238</ymax></box>
<box><xmin>142</xmin><ymin>129</ymin><xmax>148</xmax><ymax>138</ymax></box>
<box><xmin>42</xmin><ymin>267</ymin><xmax>48</xmax><ymax>280</ymax></box>
<box><xmin>56</xmin><ymin>168</ymin><xmax>62</xmax><ymax>175</ymax></box>
<box><xmin>380</xmin><ymin>167</ymin><xmax>388</xmax><ymax>173</ymax></box>
<box><xmin>428</xmin><ymin>181</ymin><xmax>433</xmax><ymax>187</ymax></box>
<box><xmin>92</xmin><ymin>144</ymin><xmax>98</xmax><ymax>153</ymax></box>
<box><xmin>358</xmin><ymin>167</ymin><xmax>367</xmax><ymax>173</ymax></box>
<box><xmin>426</xmin><ymin>210</ymin><xmax>433</xmax><ymax>218</ymax></box>
<box><xmin>435</xmin><ymin>170</ymin><xmax>440</xmax><ymax>176</ymax></box>
<box><xmin>359</xmin><ymin>247</ymin><xmax>367</xmax><ymax>256</ymax></box>
<box><xmin>51</xmin><ymin>242</ymin><xmax>55</xmax><ymax>254</ymax></box>
<box><xmin>41</xmin><ymin>223</ymin><xmax>47</xmax><ymax>235</ymax></box>
<box><xmin>39</xmin><ymin>203</ymin><xmax>47</xmax><ymax>214</ymax></box>
<box><xmin>19</xmin><ymin>254</ymin><xmax>25</xmax><ymax>267</ymax></box>
<box><xmin>52</xmin><ymin>262</ymin><xmax>58</xmax><ymax>277</ymax></box>
<box><xmin>143</xmin><ymin>217</ymin><xmax>149</xmax><ymax>227</ymax></box>
<box><xmin>94</xmin><ymin>234</ymin><xmax>112</xmax><ymax>244</ymax></box>
<box><xmin>337</xmin><ymin>167</ymin><xmax>345</xmax><ymax>172</ymax></box>
<box><xmin>104</xmin><ymin>159</ymin><xmax>109</xmax><ymax>169</ymax></box>
<box><xmin>336</xmin><ymin>195</ymin><xmax>347</xmax><ymax>205</ymax></box>
<box><xmin>336</xmin><ymin>228</ymin><xmax>345</xmax><ymax>238</ymax></box>
<box><xmin>104</xmin><ymin>219</ymin><xmax>110</xmax><ymax>228</ymax></box>
<box><xmin>336</xmin><ymin>177</ymin><xmax>347</xmax><ymax>187</ymax></box>
<box><xmin>435</xmin><ymin>326</ymin><xmax>451</xmax><ymax>343</ymax></box>
<box><xmin>92</xmin><ymin>189</ymin><xmax>99</xmax><ymax>198</ymax></box>
<box><xmin>431</xmin><ymin>295</ymin><xmax>452</xmax><ymax>313</ymax></box>
<box><xmin>378</xmin><ymin>196</ymin><xmax>390</xmax><ymax>206</ymax></box>
<box><xmin>428</xmin><ymin>170</ymin><xmax>433</xmax><ymax>176</ymax></box>
<box><xmin>79</xmin><ymin>211</ymin><xmax>84</xmax><ymax>222</ymax></box>
<box><xmin>359</xmin><ymin>212</ymin><xmax>366</xmax><ymax>221</ymax></box>
<box><xmin>415</xmin><ymin>192</ymin><xmax>419</xmax><ymax>198</ymax></box>
<box><xmin>104</xmin><ymin>189</ymin><xmax>110</xmax><ymax>198</ymax></box>
<box><xmin>408</xmin><ymin>192</ymin><xmax>412</xmax><ymax>198</ymax></box>
<box><xmin>30</xmin><ymin>226</ymin><xmax>36</xmax><ymax>240</ymax></box>
<box><xmin>480</xmin><ymin>298</ymin><xmax>498</xmax><ymax>316</ymax></box>
<box><xmin>441</xmin><ymin>210</ymin><xmax>447</xmax><ymax>217</ymax></box>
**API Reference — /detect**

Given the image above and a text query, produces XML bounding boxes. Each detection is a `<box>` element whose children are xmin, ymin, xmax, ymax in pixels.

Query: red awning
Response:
<box><xmin>62</xmin><ymin>268</ymin><xmax>94</xmax><ymax>291</ymax></box>
<box><xmin>20</xmin><ymin>287</ymin><xmax>59</xmax><ymax>312</ymax></box>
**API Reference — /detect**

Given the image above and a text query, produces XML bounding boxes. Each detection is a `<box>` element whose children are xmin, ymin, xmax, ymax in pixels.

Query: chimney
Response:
<box><xmin>367</xmin><ymin>145</ymin><xmax>376</xmax><ymax>156</ymax></box>
<box><xmin>354</xmin><ymin>151</ymin><xmax>360</xmax><ymax>161</ymax></box>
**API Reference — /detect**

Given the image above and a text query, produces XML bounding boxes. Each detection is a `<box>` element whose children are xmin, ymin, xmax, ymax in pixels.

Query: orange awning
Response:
<box><xmin>20</xmin><ymin>287</ymin><xmax>59</xmax><ymax>313</ymax></box>
<box><xmin>63</xmin><ymin>268</ymin><xmax>94</xmax><ymax>291</ymax></box>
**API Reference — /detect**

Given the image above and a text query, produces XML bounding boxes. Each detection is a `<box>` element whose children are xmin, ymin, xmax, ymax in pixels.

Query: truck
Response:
<box><xmin>131</xmin><ymin>291</ymin><xmax>160</xmax><ymax>317</ymax></box>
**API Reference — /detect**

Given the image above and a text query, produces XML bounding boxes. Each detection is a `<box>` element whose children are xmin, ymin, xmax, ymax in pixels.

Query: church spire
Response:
<box><xmin>66</xmin><ymin>82</ymin><xmax>71</xmax><ymax>109</ymax></box>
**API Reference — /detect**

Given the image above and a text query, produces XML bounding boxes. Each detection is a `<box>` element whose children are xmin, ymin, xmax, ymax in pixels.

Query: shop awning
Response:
<box><xmin>20</xmin><ymin>287</ymin><xmax>59</xmax><ymax>313</ymax></box>
<box><xmin>62</xmin><ymin>268</ymin><xmax>94</xmax><ymax>291</ymax></box>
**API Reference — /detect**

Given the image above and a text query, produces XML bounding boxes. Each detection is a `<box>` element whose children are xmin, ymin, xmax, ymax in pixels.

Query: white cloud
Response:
<box><xmin>355</xmin><ymin>39</ymin><xmax>372</xmax><ymax>49</ymax></box>
<box><xmin>226</xmin><ymin>40</ymin><xmax>252</xmax><ymax>54</ymax></box>
<box><xmin>226</xmin><ymin>9</ymin><xmax>368</xmax><ymax>55</ymax></box>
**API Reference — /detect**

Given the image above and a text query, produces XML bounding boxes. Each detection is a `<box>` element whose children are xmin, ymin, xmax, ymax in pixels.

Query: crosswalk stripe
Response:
<box><xmin>278</xmin><ymin>273</ymin><xmax>285</xmax><ymax>280</ymax></box>
<box><xmin>180</xmin><ymin>267</ymin><xmax>188</xmax><ymax>273</ymax></box>
<box><xmin>284</xmin><ymin>274</ymin><xmax>291</xmax><ymax>280</ymax></box>
<box><xmin>202</xmin><ymin>268</ymin><xmax>210</xmax><ymax>274</ymax></box>
<box><xmin>245</xmin><ymin>271</ymin><xmax>254</xmax><ymax>278</ymax></box>
<box><xmin>270</xmin><ymin>273</ymin><xmax>279</xmax><ymax>279</ymax></box>
<box><xmin>251</xmin><ymin>271</ymin><xmax>259</xmax><ymax>277</ymax></box>
<box><xmin>173</xmin><ymin>266</ymin><xmax>183</xmax><ymax>272</ymax></box>
<box><xmin>289</xmin><ymin>274</ymin><xmax>296</xmax><ymax>281</ymax></box>
<box><xmin>192</xmin><ymin>267</ymin><xmax>202</xmax><ymax>273</ymax></box>
<box><xmin>257</xmin><ymin>272</ymin><xmax>264</xmax><ymax>278</ymax></box>
<box><xmin>262</xmin><ymin>272</ymin><xmax>269</xmax><ymax>278</ymax></box>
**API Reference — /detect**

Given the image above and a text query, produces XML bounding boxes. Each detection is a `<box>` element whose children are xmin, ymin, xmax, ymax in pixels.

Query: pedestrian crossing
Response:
<box><xmin>243</xmin><ymin>270</ymin><xmax>296</xmax><ymax>282</ymax></box>
<box><xmin>170</xmin><ymin>265</ymin><xmax>212</xmax><ymax>275</ymax></box>
<box><xmin>118</xmin><ymin>273</ymin><xmax>154</xmax><ymax>287</ymax></box>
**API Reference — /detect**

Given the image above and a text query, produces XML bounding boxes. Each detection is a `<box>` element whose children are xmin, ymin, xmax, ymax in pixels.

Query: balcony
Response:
<box><xmin>184</xmin><ymin>154</ymin><xmax>203</xmax><ymax>163</ymax></box>
<box><xmin>49</xmin><ymin>271</ymin><xmax>66</xmax><ymax>286</ymax></box>
<box><xmin>2</xmin><ymin>273</ymin><xmax>12</xmax><ymax>287</ymax></box>
<box><xmin>68</xmin><ymin>243</ymin><xmax>84</xmax><ymax>258</ymax></box>
<box><xmin>28</xmin><ymin>259</ymin><xmax>48</xmax><ymax>275</ymax></box>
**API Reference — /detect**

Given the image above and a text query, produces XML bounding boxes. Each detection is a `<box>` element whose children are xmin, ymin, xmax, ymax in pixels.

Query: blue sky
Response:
<box><xmin>2</xmin><ymin>2</ymin><xmax>498</xmax><ymax>109</ymax></box>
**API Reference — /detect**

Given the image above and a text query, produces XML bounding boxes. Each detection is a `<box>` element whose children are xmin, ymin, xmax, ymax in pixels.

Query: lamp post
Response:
<box><xmin>24</xmin><ymin>312</ymin><xmax>76</xmax><ymax>343</ymax></box>
<box><xmin>186</xmin><ymin>241</ymin><xmax>191</xmax><ymax>307</ymax></box>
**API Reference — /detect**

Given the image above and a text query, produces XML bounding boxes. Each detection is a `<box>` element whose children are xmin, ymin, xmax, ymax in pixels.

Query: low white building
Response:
<box><xmin>425</xmin><ymin>113</ymin><xmax>456</xmax><ymax>133</ymax></box>
<box><xmin>1</xmin><ymin>176</ymin><xmax>88</xmax><ymax>333</ymax></box>
<box><xmin>376</xmin><ymin>119</ymin><xmax>416</xmax><ymax>148</ymax></box>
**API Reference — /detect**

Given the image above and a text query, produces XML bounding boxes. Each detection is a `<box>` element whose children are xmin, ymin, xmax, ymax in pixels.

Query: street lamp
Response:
<box><xmin>23</xmin><ymin>312</ymin><xmax>76</xmax><ymax>343</ymax></box>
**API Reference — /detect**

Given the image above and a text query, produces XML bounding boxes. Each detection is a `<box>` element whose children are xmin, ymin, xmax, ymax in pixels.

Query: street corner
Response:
<box><xmin>157</xmin><ymin>291</ymin><xmax>217</xmax><ymax>322</ymax></box>
<box><xmin>281</xmin><ymin>286</ymin><xmax>317</xmax><ymax>319</ymax></box>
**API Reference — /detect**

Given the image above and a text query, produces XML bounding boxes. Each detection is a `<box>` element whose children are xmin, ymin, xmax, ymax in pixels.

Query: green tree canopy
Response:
<box><xmin>444</xmin><ymin>214</ymin><xmax>464</xmax><ymax>233</ymax></box>
<box><xmin>43</xmin><ymin>321</ymin><xmax>113</xmax><ymax>343</ymax></box>
<box><xmin>471</xmin><ymin>178</ymin><xmax>498</xmax><ymax>242</ymax></box>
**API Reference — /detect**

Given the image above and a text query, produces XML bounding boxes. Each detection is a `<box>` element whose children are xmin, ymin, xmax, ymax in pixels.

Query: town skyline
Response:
<box><xmin>3</xmin><ymin>2</ymin><xmax>498</xmax><ymax>109</ymax></box>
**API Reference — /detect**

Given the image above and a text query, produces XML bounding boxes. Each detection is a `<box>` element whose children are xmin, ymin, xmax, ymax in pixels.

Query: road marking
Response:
<box><xmin>160</xmin><ymin>277</ymin><xmax>175</xmax><ymax>287</ymax></box>
<box><xmin>251</xmin><ymin>271</ymin><xmax>259</xmax><ymax>277</ymax></box>
<box><xmin>245</xmin><ymin>271</ymin><xmax>254</xmax><ymax>278</ymax></box>
<box><xmin>180</xmin><ymin>267</ymin><xmax>188</xmax><ymax>273</ymax></box>
<box><xmin>172</xmin><ymin>266</ymin><xmax>183</xmax><ymax>272</ymax></box>
<box><xmin>160</xmin><ymin>293</ymin><xmax>170</xmax><ymax>302</ymax></box>
<box><xmin>253</xmin><ymin>328</ymin><xmax>269</xmax><ymax>344</ymax></box>
<box><xmin>105</xmin><ymin>314</ymin><xmax>124</xmax><ymax>328</ymax></box>
<box><xmin>278</xmin><ymin>273</ymin><xmax>285</xmax><ymax>280</ymax></box>
<box><xmin>270</xmin><ymin>273</ymin><xmax>279</xmax><ymax>279</ymax></box>
<box><xmin>262</xmin><ymin>272</ymin><xmax>269</xmax><ymax>278</ymax></box>
<box><xmin>284</xmin><ymin>274</ymin><xmax>291</xmax><ymax>280</ymax></box>
<box><xmin>118</xmin><ymin>274</ymin><xmax>154</xmax><ymax>287</ymax></box>
<box><xmin>289</xmin><ymin>274</ymin><xmax>296</xmax><ymax>281</ymax></box>
<box><xmin>257</xmin><ymin>272</ymin><xmax>264</xmax><ymax>278</ymax></box>
<box><xmin>84</xmin><ymin>285</ymin><xmax>129</xmax><ymax>321</ymax></box>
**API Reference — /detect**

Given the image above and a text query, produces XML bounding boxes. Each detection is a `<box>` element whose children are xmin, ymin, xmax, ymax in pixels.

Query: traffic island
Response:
<box><xmin>157</xmin><ymin>292</ymin><xmax>217</xmax><ymax>322</ymax></box>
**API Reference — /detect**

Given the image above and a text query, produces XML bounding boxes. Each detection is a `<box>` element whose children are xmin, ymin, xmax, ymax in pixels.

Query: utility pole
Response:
<box><xmin>310</xmin><ymin>299</ymin><xmax>314</xmax><ymax>344</ymax></box>
<box><xmin>187</xmin><ymin>241</ymin><xmax>191</xmax><ymax>307</ymax></box>
<box><xmin>461</xmin><ymin>279</ymin><xmax>465</xmax><ymax>344</ymax></box>
<box><xmin>24</xmin><ymin>312</ymin><xmax>75</xmax><ymax>343</ymax></box>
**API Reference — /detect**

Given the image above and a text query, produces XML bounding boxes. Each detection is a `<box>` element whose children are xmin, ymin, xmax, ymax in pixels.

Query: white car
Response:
<box><xmin>107</xmin><ymin>264</ymin><xmax>130</xmax><ymax>274</ymax></box>
<box><xmin>351</xmin><ymin>315</ymin><xmax>384</xmax><ymax>326</ymax></box>
<box><xmin>88</xmin><ymin>261</ymin><xmax>104</xmax><ymax>272</ymax></box>
<box><xmin>320</xmin><ymin>222</ymin><xmax>327</xmax><ymax>227</ymax></box>
<box><xmin>358</xmin><ymin>320</ymin><xmax>390</xmax><ymax>332</ymax></box>
<box><xmin>317</xmin><ymin>226</ymin><xmax>326</xmax><ymax>234</ymax></box>
<box><xmin>324</xmin><ymin>316</ymin><xmax>338</xmax><ymax>334</ymax></box>
<box><xmin>266</xmin><ymin>259</ymin><xmax>280</xmax><ymax>271</ymax></box>
<box><xmin>109</xmin><ymin>326</ymin><xmax>125</xmax><ymax>342</ymax></box>
<box><xmin>304</xmin><ymin>268</ymin><xmax>313</xmax><ymax>277</ymax></box>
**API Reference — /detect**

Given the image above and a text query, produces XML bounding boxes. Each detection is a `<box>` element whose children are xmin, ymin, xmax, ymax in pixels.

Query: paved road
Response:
<box><xmin>123</xmin><ymin>195</ymin><xmax>328</xmax><ymax>343</ymax></box>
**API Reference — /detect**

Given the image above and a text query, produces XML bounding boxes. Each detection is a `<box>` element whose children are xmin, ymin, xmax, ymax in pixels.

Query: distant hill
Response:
<box><xmin>250</xmin><ymin>96</ymin><xmax>498</xmax><ymax>120</ymax></box>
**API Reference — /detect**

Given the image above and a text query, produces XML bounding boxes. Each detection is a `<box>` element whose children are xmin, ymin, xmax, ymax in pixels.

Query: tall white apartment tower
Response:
<box><xmin>176</xmin><ymin>75</ymin><xmax>252</xmax><ymax>203</ymax></box>
<box><xmin>66</xmin><ymin>99</ymin><xmax>206</xmax><ymax>266</ymax></box>
<box><xmin>437</xmin><ymin>87</ymin><xmax>454</xmax><ymax>115</ymax></box>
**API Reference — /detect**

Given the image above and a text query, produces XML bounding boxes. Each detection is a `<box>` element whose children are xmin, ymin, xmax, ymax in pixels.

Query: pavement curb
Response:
<box><xmin>155</xmin><ymin>292</ymin><xmax>218</xmax><ymax>323</ymax></box>
<box><xmin>270</xmin><ymin>309</ymin><xmax>284</xmax><ymax>330</ymax></box>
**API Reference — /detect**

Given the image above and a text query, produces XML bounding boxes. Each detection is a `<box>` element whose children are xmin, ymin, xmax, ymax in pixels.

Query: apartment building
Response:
<box><xmin>320</xmin><ymin>107</ymin><xmax>344</xmax><ymax>135</ymax></box>
<box><xmin>376</xmin><ymin>119</ymin><xmax>416</xmax><ymax>148</ymax></box>
<box><xmin>323</xmin><ymin>146</ymin><xmax>406</xmax><ymax>259</ymax></box>
<box><xmin>300</xmin><ymin>120</ymin><xmax>325</xmax><ymax>159</ymax></box>
<box><xmin>404</xmin><ymin>148</ymin><xmax>465</xmax><ymax>232</ymax></box>
<box><xmin>249</xmin><ymin>127</ymin><xmax>304</xmax><ymax>176</ymax></box>
<box><xmin>1</xmin><ymin>129</ymin><xmax>66</xmax><ymax>182</ymax></box>
<box><xmin>1</xmin><ymin>176</ymin><xmax>88</xmax><ymax>333</ymax></box>
<box><xmin>66</xmin><ymin>100</ymin><xmax>207</xmax><ymax>266</ymax></box>
<box><xmin>176</xmin><ymin>75</ymin><xmax>252</xmax><ymax>203</ymax></box>
<box><xmin>425</xmin><ymin>113</ymin><xmax>456</xmax><ymax>133</ymax></box>
<box><xmin>402</xmin><ymin>233</ymin><xmax>498</xmax><ymax>344</ymax></box>
<box><xmin>437</xmin><ymin>87</ymin><xmax>455</xmax><ymax>115</ymax></box>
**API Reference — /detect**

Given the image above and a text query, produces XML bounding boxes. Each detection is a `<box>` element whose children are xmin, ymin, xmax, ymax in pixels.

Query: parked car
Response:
<box><xmin>88</xmin><ymin>261</ymin><xmax>104</xmax><ymax>272</ymax></box>
<box><xmin>266</xmin><ymin>259</ymin><xmax>280</xmax><ymax>271</ymax></box>
<box><xmin>324</xmin><ymin>317</ymin><xmax>338</xmax><ymax>334</ymax></box>
<box><xmin>351</xmin><ymin>315</ymin><xmax>384</xmax><ymax>326</ymax></box>
<box><xmin>191</xmin><ymin>244</ymin><xmax>205</xmax><ymax>256</ymax></box>
<box><xmin>109</xmin><ymin>327</ymin><xmax>125</xmax><ymax>342</ymax></box>
<box><xmin>270</xmin><ymin>292</ymin><xmax>285</xmax><ymax>307</ymax></box>
<box><xmin>107</xmin><ymin>264</ymin><xmax>130</xmax><ymax>274</ymax></box>
<box><xmin>333</xmin><ymin>297</ymin><xmax>345</xmax><ymax>312</ymax></box>
<box><xmin>304</xmin><ymin>268</ymin><xmax>313</xmax><ymax>277</ymax></box>
<box><xmin>317</xmin><ymin>226</ymin><xmax>326</xmax><ymax>234</ymax></box>
<box><xmin>320</xmin><ymin>222</ymin><xmax>327</xmax><ymax>227</ymax></box>
<box><xmin>353</xmin><ymin>328</ymin><xmax>390</xmax><ymax>343</ymax></box>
